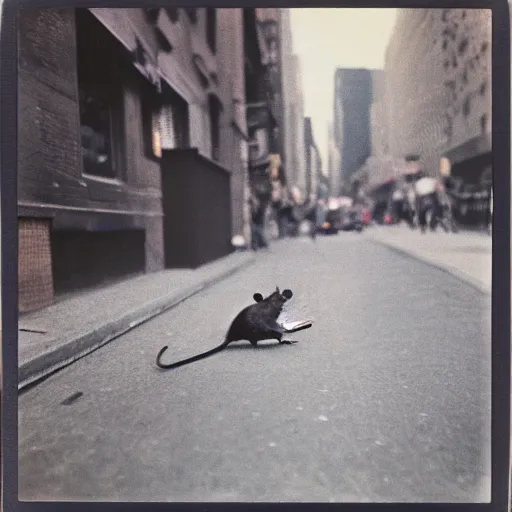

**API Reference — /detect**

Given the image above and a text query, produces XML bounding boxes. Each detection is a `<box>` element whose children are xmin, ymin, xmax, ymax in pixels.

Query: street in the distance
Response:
<box><xmin>18</xmin><ymin>232</ymin><xmax>491</xmax><ymax>503</ymax></box>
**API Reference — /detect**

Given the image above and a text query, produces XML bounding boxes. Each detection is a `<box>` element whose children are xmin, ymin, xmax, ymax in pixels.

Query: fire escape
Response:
<box><xmin>244</xmin><ymin>9</ymin><xmax>280</xmax><ymax>202</ymax></box>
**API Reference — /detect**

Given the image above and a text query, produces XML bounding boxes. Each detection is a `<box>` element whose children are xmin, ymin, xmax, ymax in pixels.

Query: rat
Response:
<box><xmin>155</xmin><ymin>286</ymin><xmax>313</xmax><ymax>370</ymax></box>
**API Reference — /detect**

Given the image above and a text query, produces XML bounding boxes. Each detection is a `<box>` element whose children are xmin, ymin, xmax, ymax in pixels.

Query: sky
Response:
<box><xmin>289</xmin><ymin>8</ymin><xmax>398</xmax><ymax>173</ymax></box>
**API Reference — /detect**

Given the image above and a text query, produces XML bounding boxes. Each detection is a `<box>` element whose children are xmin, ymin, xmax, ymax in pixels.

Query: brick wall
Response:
<box><xmin>18</xmin><ymin>9</ymin><xmax>84</xmax><ymax>206</ymax></box>
<box><xmin>216</xmin><ymin>8</ymin><xmax>249</xmax><ymax>240</ymax></box>
<box><xmin>18</xmin><ymin>218</ymin><xmax>54</xmax><ymax>313</ymax></box>
<box><xmin>17</xmin><ymin>8</ymin><xmax>166</xmax><ymax>310</ymax></box>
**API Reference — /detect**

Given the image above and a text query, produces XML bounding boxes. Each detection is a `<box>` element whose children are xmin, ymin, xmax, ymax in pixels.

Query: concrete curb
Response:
<box><xmin>367</xmin><ymin>236</ymin><xmax>491</xmax><ymax>296</ymax></box>
<box><xmin>18</xmin><ymin>253</ymin><xmax>258</xmax><ymax>391</ymax></box>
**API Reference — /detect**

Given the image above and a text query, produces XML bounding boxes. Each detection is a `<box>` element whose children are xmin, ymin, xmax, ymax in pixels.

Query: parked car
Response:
<box><xmin>340</xmin><ymin>206</ymin><xmax>364</xmax><ymax>232</ymax></box>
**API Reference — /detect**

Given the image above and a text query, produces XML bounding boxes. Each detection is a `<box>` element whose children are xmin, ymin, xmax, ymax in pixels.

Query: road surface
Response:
<box><xmin>18</xmin><ymin>233</ymin><xmax>492</xmax><ymax>502</ymax></box>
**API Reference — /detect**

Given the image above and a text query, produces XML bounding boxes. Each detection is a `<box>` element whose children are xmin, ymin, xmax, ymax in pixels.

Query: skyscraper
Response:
<box><xmin>332</xmin><ymin>68</ymin><xmax>376</xmax><ymax>189</ymax></box>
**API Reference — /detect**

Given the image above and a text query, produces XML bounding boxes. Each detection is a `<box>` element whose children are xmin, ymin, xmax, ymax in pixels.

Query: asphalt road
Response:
<box><xmin>18</xmin><ymin>234</ymin><xmax>492</xmax><ymax>503</ymax></box>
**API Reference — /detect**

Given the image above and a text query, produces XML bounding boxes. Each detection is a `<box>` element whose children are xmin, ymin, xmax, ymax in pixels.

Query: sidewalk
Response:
<box><xmin>18</xmin><ymin>251</ymin><xmax>257</xmax><ymax>390</ymax></box>
<box><xmin>366</xmin><ymin>225</ymin><xmax>492</xmax><ymax>295</ymax></box>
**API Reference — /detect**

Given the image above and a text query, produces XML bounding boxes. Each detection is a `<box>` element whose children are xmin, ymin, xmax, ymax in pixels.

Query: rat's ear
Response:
<box><xmin>282</xmin><ymin>289</ymin><xmax>293</xmax><ymax>299</ymax></box>
<box><xmin>253</xmin><ymin>293</ymin><xmax>264</xmax><ymax>303</ymax></box>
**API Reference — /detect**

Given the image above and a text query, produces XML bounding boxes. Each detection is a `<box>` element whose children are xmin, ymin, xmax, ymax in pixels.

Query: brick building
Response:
<box><xmin>383</xmin><ymin>8</ymin><xmax>492</xmax><ymax>186</ymax></box>
<box><xmin>217</xmin><ymin>8</ymin><xmax>251</xmax><ymax>245</ymax></box>
<box><xmin>18</xmin><ymin>8</ymin><xmax>252</xmax><ymax>312</ymax></box>
<box><xmin>280</xmin><ymin>7</ymin><xmax>294</xmax><ymax>181</ymax></box>
<box><xmin>256</xmin><ymin>8</ymin><xmax>289</xmax><ymax>226</ymax></box>
<box><xmin>257</xmin><ymin>8</ymin><xmax>286</xmax><ymax>161</ymax></box>
<box><xmin>245</xmin><ymin>10</ymin><xmax>275</xmax><ymax>203</ymax></box>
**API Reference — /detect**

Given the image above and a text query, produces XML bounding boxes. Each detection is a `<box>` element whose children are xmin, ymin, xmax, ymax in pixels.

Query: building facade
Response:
<box><xmin>242</xmin><ymin>7</ymin><xmax>291</xmax><ymax>242</ymax></box>
<box><xmin>18</xmin><ymin>8</ymin><xmax>249</xmax><ymax>312</ymax></box>
<box><xmin>281</xmin><ymin>9</ymin><xmax>307</xmax><ymax>202</ymax></box>
<box><xmin>383</xmin><ymin>8</ymin><xmax>491</xmax><ymax>185</ymax></box>
<box><xmin>279</xmin><ymin>6</ymin><xmax>293</xmax><ymax>181</ymax></box>
<box><xmin>256</xmin><ymin>9</ymin><xmax>285</xmax><ymax>158</ymax></box>
<box><xmin>217</xmin><ymin>8</ymin><xmax>251</xmax><ymax>245</ymax></box>
<box><xmin>245</xmin><ymin>9</ymin><xmax>276</xmax><ymax>207</ymax></box>
<box><xmin>256</xmin><ymin>8</ymin><xmax>288</xmax><ymax>210</ymax></box>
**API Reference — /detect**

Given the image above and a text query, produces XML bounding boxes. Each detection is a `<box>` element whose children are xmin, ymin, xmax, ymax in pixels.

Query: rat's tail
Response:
<box><xmin>156</xmin><ymin>340</ymin><xmax>229</xmax><ymax>370</ymax></box>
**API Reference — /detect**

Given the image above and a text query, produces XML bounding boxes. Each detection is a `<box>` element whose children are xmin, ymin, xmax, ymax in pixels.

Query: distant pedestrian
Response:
<box><xmin>304</xmin><ymin>199</ymin><xmax>319</xmax><ymax>240</ymax></box>
<box><xmin>391</xmin><ymin>186</ymin><xmax>405</xmax><ymax>224</ymax></box>
<box><xmin>275</xmin><ymin>201</ymin><xmax>288</xmax><ymax>239</ymax></box>
<box><xmin>250</xmin><ymin>195</ymin><xmax>268</xmax><ymax>250</ymax></box>
<box><xmin>414</xmin><ymin>173</ymin><xmax>443</xmax><ymax>233</ymax></box>
<box><xmin>405</xmin><ymin>184</ymin><xmax>417</xmax><ymax>227</ymax></box>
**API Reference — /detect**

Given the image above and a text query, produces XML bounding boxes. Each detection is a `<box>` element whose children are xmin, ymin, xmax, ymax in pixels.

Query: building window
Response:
<box><xmin>206</xmin><ymin>8</ymin><xmax>217</xmax><ymax>54</ymax></box>
<box><xmin>480</xmin><ymin>114</ymin><xmax>488</xmax><ymax>133</ymax></box>
<box><xmin>162</xmin><ymin>82</ymin><xmax>190</xmax><ymax>150</ymax></box>
<box><xmin>159</xmin><ymin>105</ymin><xmax>176</xmax><ymax>150</ymax></box>
<box><xmin>141</xmin><ymin>88</ymin><xmax>190</xmax><ymax>157</ymax></box>
<box><xmin>208</xmin><ymin>94</ymin><xmax>221</xmax><ymax>161</ymax></box>
<box><xmin>140</xmin><ymin>82</ymin><xmax>163</xmax><ymax>160</ymax></box>
<box><xmin>458</xmin><ymin>38</ymin><xmax>468</xmax><ymax>55</ymax></box>
<box><xmin>76</xmin><ymin>9</ymin><xmax>125</xmax><ymax>180</ymax></box>
<box><xmin>144</xmin><ymin>8</ymin><xmax>160</xmax><ymax>24</ymax></box>
<box><xmin>463</xmin><ymin>96</ymin><xmax>471</xmax><ymax>117</ymax></box>
<box><xmin>185</xmin><ymin>8</ymin><xmax>197</xmax><ymax>23</ymax></box>
<box><xmin>444</xmin><ymin>114</ymin><xmax>453</xmax><ymax>140</ymax></box>
<box><xmin>163</xmin><ymin>8</ymin><xmax>179</xmax><ymax>23</ymax></box>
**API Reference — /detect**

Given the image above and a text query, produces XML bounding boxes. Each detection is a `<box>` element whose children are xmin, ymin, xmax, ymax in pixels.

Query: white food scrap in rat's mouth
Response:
<box><xmin>278</xmin><ymin>301</ymin><xmax>313</xmax><ymax>332</ymax></box>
